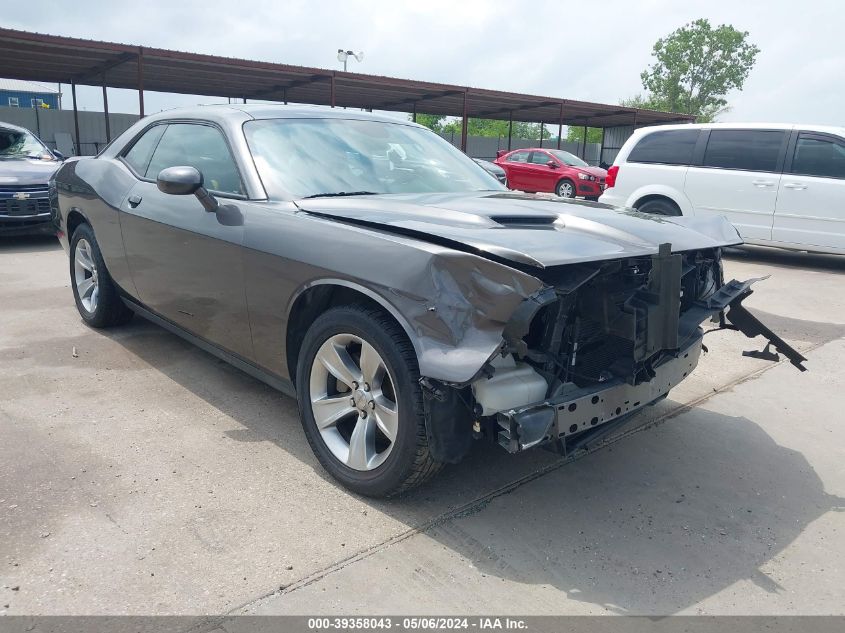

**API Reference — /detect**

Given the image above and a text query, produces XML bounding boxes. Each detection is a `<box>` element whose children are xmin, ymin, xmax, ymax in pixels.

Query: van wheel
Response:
<box><xmin>636</xmin><ymin>198</ymin><xmax>681</xmax><ymax>216</ymax></box>
<box><xmin>296</xmin><ymin>305</ymin><xmax>443</xmax><ymax>497</ymax></box>
<box><xmin>70</xmin><ymin>223</ymin><xmax>133</xmax><ymax>328</ymax></box>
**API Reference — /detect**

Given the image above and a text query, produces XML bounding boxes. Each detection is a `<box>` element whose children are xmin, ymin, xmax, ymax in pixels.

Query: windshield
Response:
<box><xmin>0</xmin><ymin>127</ymin><xmax>53</xmax><ymax>160</ymax></box>
<box><xmin>244</xmin><ymin>118</ymin><xmax>503</xmax><ymax>199</ymax></box>
<box><xmin>549</xmin><ymin>149</ymin><xmax>589</xmax><ymax>168</ymax></box>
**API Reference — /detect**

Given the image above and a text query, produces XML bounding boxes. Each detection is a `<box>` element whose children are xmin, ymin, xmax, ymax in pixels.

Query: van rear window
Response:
<box><xmin>628</xmin><ymin>129</ymin><xmax>700</xmax><ymax>165</ymax></box>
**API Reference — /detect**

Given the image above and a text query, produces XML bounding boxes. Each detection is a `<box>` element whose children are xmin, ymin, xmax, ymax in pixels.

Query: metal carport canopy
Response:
<box><xmin>0</xmin><ymin>27</ymin><xmax>692</xmax><ymax>130</ymax></box>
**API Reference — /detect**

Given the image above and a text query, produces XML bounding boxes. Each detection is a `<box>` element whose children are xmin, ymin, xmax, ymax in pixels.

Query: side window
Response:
<box><xmin>627</xmin><ymin>129</ymin><xmax>699</xmax><ymax>165</ymax></box>
<box><xmin>790</xmin><ymin>135</ymin><xmax>845</xmax><ymax>179</ymax></box>
<box><xmin>122</xmin><ymin>125</ymin><xmax>166</xmax><ymax>177</ymax></box>
<box><xmin>145</xmin><ymin>123</ymin><xmax>243</xmax><ymax>195</ymax></box>
<box><xmin>529</xmin><ymin>152</ymin><xmax>551</xmax><ymax>165</ymax></box>
<box><xmin>507</xmin><ymin>151</ymin><xmax>529</xmax><ymax>163</ymax></box>
<box><xmin>702</xmin><ymin>130</ymin><xmax>785</xmax><ymax>172</ymax></box>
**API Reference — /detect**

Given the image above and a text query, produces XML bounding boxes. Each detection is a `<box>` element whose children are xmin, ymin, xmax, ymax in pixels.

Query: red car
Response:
<box><xmin>494</xmin><ymin>148</ymin><xmax>607</xmax><ymax>199</ymax></box>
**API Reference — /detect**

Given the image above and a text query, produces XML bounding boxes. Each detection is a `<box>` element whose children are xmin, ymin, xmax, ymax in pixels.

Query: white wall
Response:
<box><xmin>0</xmin><ymin>106</ymin><xmax>139</xmax><ymax>155</ymax></box>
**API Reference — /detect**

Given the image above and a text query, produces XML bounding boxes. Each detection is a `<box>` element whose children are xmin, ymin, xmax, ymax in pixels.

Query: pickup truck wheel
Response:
<box><xmin>296</xmin><ymin>305</ymin><xmax>443</xmax><ymax>497</ymax></box>
<box><xmin>556</xmin><ymin>179</ymin><xmax>576</xmax><ymax>198</ymax></box>
<box><xmin>70</xmin><ymin>223</ymin><xmax>133</xmax><ymax>328</ymax></box>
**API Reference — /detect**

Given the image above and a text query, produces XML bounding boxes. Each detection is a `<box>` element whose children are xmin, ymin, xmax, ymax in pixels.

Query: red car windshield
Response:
<box><xmin>547</xmin><ymin>149</ymin><xmax>589</xmax><ymax>168</ymax></box>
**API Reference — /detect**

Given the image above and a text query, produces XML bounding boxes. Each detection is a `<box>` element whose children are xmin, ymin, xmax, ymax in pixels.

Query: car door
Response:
<box><xmin>118</xmin><ymin>121</ymin><xmax>254</xmax><ymax>359</ymax></box>
<box><xmin>772</xmin><ymin>132</ymin><xmax>845</xmax><ymax>252</ymax></box>
<box><xmin>526</xmin><ymin>150</ymin><xmax>557</xmax><ymax>192</ymax></box>
<box><xmin>502</xmin><ymin>150</ymin><xmax>531</xmax><ymax>190</ymax></box>
<box><xmin>683</xmin><ymin>129</ymin><xmax>789</xmax><ymax>240</ymax></box>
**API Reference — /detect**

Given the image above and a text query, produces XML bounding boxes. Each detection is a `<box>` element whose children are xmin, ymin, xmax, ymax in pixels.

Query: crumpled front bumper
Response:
<box><xmin>497</xmin><ymin>335</ymin><xmax>703</xmax><ymax>453</ymax></box>
<box><xmin>495</xmin><ymin>276</ymin><xmax>808</xmax><ymax>453</ymax></box>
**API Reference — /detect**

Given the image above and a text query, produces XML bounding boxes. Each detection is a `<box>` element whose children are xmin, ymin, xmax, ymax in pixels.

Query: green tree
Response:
<box><xmin>628</xmin><ymin>19</ymin><xmax>759</xmax><ymax>122</ymax></box>
<box><xmin>619</xmin><ymin>94</ymin><xmax>668</xmax><ymax>112</ymax></box>
<box><xmin>566</xmin><ymin>127</ymin><xmax>602</xmax><ymax>144</ymax></box>
<box><xmin>410</xmin><ymin>114</ymin><xmax>544</xmax><ymax>139</ymax></box>
<box><xmin>412</xmin><ymin>113</ymin><xmax>447</xmax><ymax>133</ymax></box>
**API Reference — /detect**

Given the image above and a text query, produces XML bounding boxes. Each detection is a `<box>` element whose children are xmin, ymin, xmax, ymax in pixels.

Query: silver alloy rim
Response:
<box><xmin>73</xmin><ymin>238</ymin><xmax>99</xmax><ymax>313</ymax></box>
<box><xmin>309</xmin><ymin>333</ymin><xmax>399</xmax><ymax>471</ymax></box>
<box><xmin>558</xmin><ymin>182</ymin><xmax>574</xmax><ymax>197</ymax></box>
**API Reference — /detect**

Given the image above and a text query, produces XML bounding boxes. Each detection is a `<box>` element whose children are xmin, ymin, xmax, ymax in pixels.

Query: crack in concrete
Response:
<box><xmin>201</xmin><ymin>338</ymin><xmax>828</xmax><ymax>627</ymax></box>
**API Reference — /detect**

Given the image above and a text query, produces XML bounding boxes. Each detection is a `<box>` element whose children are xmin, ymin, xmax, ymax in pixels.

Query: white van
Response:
<box><xmin>598</xmin><ymin>123</ymin><xmax>845</xmax><ymax>254</ymax></box>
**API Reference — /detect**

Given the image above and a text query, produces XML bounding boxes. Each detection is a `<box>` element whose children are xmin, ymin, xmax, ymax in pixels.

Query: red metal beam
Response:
<box><xmin>557</xmin><ymin>103</ymin><xmax>563</xmax><ymax>150</ymax></box>
<box><xmin>71</xmin><ymin>81</ymin><xmax>80</xmax><ymax>155</ymax></box>
<box><xmin>137</xmin><ymin>47</ymin><xmax>145</xmax><ymax>118</ymax></box>
<box><xmin>460</xmin><ymin>90</ymin><xmax>468</xmax><ymax>152</ymax></box>
<box><xmin>102</xmin><ymin>74</ymin><xmax>111</xmax><ymax>143</ymax></box>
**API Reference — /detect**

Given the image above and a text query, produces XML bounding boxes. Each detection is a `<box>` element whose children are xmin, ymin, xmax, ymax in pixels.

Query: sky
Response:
<box><xmin>4</xmin><ymin>0</ymin><xmax>844</xmax><ymax>127</ymax></box>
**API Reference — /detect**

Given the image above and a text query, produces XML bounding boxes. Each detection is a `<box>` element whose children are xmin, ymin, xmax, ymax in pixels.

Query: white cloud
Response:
<box><xmin>4</xmin><ymin>0</ymin><xmax>843</xmax><ymax>125</ymax></box>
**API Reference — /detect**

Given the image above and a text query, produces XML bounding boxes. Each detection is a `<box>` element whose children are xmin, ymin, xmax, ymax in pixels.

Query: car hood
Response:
<box><xmin>296</xmin><ymin>191</ymin><xmax>742</xmax><ymax>269</ymax></box>
<box><xmin>573</xmin><ymin>165</ymin><xmax>607</xmax><ymax>178</ymax></box>
<box><xmin>0</xmin><ymin>158</ymin><xmax>61</xmax><ymax>186</ymax></box>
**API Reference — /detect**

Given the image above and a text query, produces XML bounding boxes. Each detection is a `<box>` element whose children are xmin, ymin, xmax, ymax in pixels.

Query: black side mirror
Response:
<box><xmin>52</xmin><ymin>149</ymin><xmax>65</xmax><ymax>161</ymax></box>
<box><xmin>547</xmin><ymin>160</ymin><xmax>559</xmax><ymax>169</ymax></box>
<box><xmin>157</xmin><ymin>165</ymin><xmax>218</xmax><ymax>212</ymax></box>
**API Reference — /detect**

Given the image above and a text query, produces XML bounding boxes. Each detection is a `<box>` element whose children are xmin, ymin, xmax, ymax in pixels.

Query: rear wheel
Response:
<box><xmin>70</xmin><ymin>223</ymin><xmax>133</xmax><ymax>328</ymax></box>
<box><xmin>556</xmin><ymin>179</ymin><xmax>576</xmax><ymax>198</ymax></box>
<box><xmin>296</xmin><ymin>305</ymin><xmax>443</xmax><ymax>497</ymax></box>
<box><xmin>636</xmin><ymin>198</ymin><xmax>681</xmax><ymax>216</ymax></box>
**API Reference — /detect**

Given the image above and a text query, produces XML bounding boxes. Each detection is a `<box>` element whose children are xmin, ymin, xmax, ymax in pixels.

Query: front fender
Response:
<box><xmin>392</xmin><ymin>250</ymin><xmax>544</xmax><ymax>384</ymax></box>
<box><xmin>288</xmin><ymin>251</ymin><xmax>544</xmax><ymax>385</ymax></box>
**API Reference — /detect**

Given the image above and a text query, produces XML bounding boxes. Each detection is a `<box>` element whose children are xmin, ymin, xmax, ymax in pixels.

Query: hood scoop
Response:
<box><xmin>491</xmin><ymin>215</ymin><xmax>559</xmax><ymax>228</ymax></box>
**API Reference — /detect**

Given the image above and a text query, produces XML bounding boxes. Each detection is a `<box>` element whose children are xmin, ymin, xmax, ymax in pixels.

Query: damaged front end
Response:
<box><xmin>461</xmin><ymin>243</ymin><xmax>807</xmax><ymax>456</ymax></box>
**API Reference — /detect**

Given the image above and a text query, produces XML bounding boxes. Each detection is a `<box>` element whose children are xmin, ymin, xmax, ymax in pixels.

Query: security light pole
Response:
<box><xmin>337</xmin><ymin>49</ymin><xmax>364</xmax><ymax>72</ymax></box>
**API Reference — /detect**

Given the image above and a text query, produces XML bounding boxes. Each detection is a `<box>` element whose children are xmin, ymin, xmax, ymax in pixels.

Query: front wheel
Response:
<box><xmin>70</xmin><ymin>223</ymin><xmax>133</xmax><ymax>328</ymax></box>
<box><xmin>296</xmin><ymin>305</ymin><xmax>443</xmax><ymax>497</ymax></box>
<box><xmin>556</xmin><ymin>179</ymin><xmax>576</xmax><ymax>198</ymax></box>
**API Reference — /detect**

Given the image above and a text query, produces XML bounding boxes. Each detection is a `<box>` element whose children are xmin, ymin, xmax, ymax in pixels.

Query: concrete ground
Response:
<box><xmin>1</xmin><ymin>237</ymin><xmax>843</xmax><ymax>616</ymax></box>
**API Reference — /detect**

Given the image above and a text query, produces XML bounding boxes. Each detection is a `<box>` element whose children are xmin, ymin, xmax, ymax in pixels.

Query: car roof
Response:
<box><xmin>633</xmin><ymin>122</ymin><xmax>845</xmax><ymax>137</ymax></box>
<box><xmin>139</xmin><ymin>103</ymin><xmax>420</xmax><ymax>126</ymax></box>
<box><xmin>505</xmin><ymin>148</ymin><xmax>576</xmax><ymax>153</ymax></box>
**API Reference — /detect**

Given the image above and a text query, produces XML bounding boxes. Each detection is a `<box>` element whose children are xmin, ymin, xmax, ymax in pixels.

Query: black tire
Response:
<box><xmin>556</xmin><ymin>178</ymin><xmax>576</xmax><ymax>198</ymax></box>
<box><xmin>70</xmin><ymin>223</ymin><xmax>133</xmax><ymax>328</ymax></box>
<box><xmin>636</xmin><ymin>198</ymin><xmax>681</xmax><ymax>216</ymax></box>
<box><xmin>296</xmin><ymin>305</ymin><xmax>443</xmax><ymax>497</ymax></box>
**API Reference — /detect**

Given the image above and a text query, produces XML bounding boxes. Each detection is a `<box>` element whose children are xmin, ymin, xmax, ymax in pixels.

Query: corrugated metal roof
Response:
<box><xmin>0</xmin><ymin>28</ymin><xmax>692</xmax><ymax>128</ymax></box>
<box><xmin>0</xmin><ymin>78</ymin><xmax>60</xmax><ymax>94</ymax></box>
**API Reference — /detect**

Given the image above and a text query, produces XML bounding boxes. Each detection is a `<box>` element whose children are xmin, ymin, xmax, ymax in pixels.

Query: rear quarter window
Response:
<box><xmin>790</xmin><ymin>134</ymin><xmax>845</xmax><ymax>179</ymax></box>
<box><xmin>627</xmin><ymin>129</ymin><xmax>700</xmax><ymax>165</ymax></box>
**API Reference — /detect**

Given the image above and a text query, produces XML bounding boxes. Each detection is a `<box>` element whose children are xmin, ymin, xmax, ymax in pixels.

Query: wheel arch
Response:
<box><xmin>66</xmin><ymin>208</ymin><xmax>90</xmax><ymax>239</ymax></box>
<box><xmin>285</xmin><ymin>279</ymin><xmax>421</xmax><ymax>387</ymax></box>
<box><xmin>627</xmin><ymin>185</ymin><xmax>692</xmax><ymax>216</ymax></box>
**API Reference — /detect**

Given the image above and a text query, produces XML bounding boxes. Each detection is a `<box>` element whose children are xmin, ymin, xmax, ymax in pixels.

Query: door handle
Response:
<box><xmin>127</xmin><ymin>195</ymin><xmax>143</xmax><ymax>208</ymax></box>
<box><xmin>783</xmin><ymin>183</ymin><xmax>808</xmax><ymax>190</ymax></box>
<box><xmin>751</xmin><ymin>180</ymin><xmax>774</xmax><ymax>187</ymax></box>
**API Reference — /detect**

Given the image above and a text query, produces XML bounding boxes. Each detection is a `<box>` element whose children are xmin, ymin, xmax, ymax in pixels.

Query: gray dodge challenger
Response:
<box><xmin>50</xmin><ymin>105</ymin><xmax>806</xmax><ymax>497</ymax></box>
